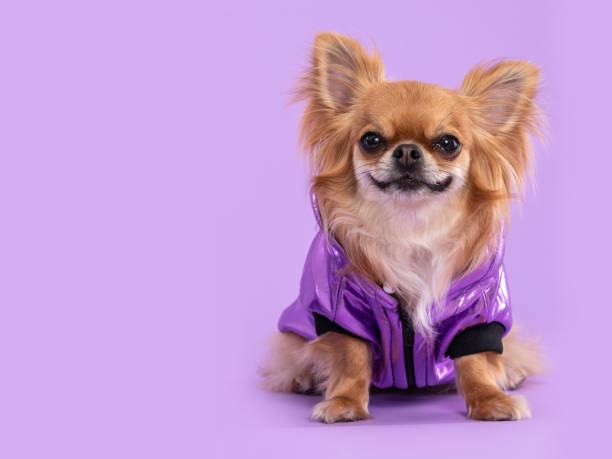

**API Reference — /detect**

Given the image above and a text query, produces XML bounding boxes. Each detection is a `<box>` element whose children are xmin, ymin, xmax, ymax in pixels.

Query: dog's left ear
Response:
<box><xmin>460</xmin><ymin>61</ymin><xmax>542</xmax><ymax>197</ymax></box>
<box><xmin>460</xmin><ymin>60</ymin><xmax>540</xmax><ymax>136</ymax></box>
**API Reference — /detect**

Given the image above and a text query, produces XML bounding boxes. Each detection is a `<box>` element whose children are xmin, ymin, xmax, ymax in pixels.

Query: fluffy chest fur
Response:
<box><xmin>327</xmin><ymin>195</ymin><xmax>467</xmax><ymax>336</ymax></box>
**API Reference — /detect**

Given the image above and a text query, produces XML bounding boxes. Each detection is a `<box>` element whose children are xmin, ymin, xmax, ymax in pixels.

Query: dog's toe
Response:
<box><xmin>467</xmin><ymin>393</ymin><xmax>531</xmax><ymax>421</ymax></box>
<box><xmin>311</xmin><ymin>397</ymin><xmax>369</xmax><ymax>423</ymax></box>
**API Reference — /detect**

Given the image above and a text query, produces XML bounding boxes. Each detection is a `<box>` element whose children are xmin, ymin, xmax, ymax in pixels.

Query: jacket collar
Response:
<box><xmin>309</xmin><ymin>189</ymin><xmax>505</xmax><ymax>303</ymax></box>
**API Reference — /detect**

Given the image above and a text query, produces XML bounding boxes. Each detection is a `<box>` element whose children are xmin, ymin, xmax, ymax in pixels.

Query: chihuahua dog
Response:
<box><xmin>260</xmin><ymin>32</ymin><xmax>544</xmax><ymax>423</ymax></box>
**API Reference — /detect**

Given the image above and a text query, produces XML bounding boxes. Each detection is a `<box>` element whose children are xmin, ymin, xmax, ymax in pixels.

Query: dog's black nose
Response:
<box><xmin>392</xmin><ymin>144</ymin><xmax>423</xmax><ymax>169</ymax></box>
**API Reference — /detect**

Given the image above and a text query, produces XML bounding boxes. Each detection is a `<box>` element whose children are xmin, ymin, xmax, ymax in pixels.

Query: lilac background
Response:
<box><xmin>1</xmin><ymin>1</ymin><xmax>611</xmax><ymax>458</ymax></box>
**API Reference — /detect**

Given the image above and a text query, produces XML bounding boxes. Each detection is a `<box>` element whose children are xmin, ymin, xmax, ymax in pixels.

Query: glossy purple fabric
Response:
<box><xmin>278</xmin><ymin>194</ymin><xmax>512</xmax><ymax>389</ymax></box>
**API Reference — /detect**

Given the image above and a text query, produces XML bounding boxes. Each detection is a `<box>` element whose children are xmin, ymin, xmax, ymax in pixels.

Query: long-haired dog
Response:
<box><xmin>260</xmin><ymin>32</ymin><xmax>544</xmax><ymax>423</ymax></box>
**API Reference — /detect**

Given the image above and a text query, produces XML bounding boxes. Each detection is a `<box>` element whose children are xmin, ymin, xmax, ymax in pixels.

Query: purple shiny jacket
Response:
<box><xmin>278</xmin><ymin>194</ymin><xmax>512</xmax><ymax>389</ymax></box>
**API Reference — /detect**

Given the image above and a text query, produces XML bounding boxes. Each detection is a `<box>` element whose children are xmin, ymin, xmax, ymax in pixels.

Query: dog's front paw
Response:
<box><xmin>311</xmin><ymin>397</ymin><xmax>369</xmax><ymax>423</ymax></box>
<box><xmin>466</xmin><ymin>393</ymin><xmax>531</xmax><ymax>421</ymax></box>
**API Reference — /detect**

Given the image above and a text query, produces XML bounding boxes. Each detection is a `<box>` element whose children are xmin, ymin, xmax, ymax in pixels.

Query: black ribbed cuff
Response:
<box><xmin>446</xmin><ymin>322</ymin><xmax>505</xmax><ymax>359</ymax></box>
<box><xmin>313</xmin><ymin>312</ymin><xmax>361</xmax><ymax>340</ymax></box>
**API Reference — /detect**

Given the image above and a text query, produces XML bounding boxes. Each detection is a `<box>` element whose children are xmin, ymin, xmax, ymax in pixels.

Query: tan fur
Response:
<box><xmin>262</xmin><ymin>32</ymin><xmax>545</xmax><ymax>422</ymax></box>
<box><xmin>308</xmin><ymin>332</ymin><xmax>372</xmax><ymax>423</ymax></box>
<box><xmin>259</xmin><ymin>332</ymin><xmax>318</xmax><ymax>394</ymax></box>
<box><xmin>454</xmin><ymin>352</ymin><xmax>531</xmax><ymax>421</ymax></box>
<box><xmin>259</xmin><ymin>331</ymin><xmax>372</xmax><ymax>422</ymax></box>
<box><xmin>498</xmin><ymin>327</ymin><xmax>547</xmax><ymax>390</ymax></box>
<box><xmin>454</xmin><ymin>328</ymin><xmax>545</xmax><ymax>420</ymax></box>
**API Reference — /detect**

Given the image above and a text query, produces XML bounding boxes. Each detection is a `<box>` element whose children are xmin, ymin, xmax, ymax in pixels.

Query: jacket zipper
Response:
<box><xmin>398</xmin><ymin>306</ymin><xmax>415</xmax><ymax>387</ymax></box>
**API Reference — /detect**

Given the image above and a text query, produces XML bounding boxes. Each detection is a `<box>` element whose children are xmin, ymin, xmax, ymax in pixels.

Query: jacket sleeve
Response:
<box><xmin>277</xmin><ymin>231</ymin><xmax>336</xmax><ymax>340</ymax></box>
<box><xmin>438</xmin><ymin>264</ymin><xmax>513</xmax><ymax>360</ymax></box>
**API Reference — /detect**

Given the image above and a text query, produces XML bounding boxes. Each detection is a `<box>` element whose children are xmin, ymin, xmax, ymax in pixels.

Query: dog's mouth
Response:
<box><xmin>369</xmin><ymin>173</ymin><xmax>453</xmax><ymax>193</ymax></box>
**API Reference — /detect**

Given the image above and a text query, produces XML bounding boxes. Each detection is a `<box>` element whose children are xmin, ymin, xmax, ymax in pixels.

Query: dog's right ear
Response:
<box><xmin>303</xmin><ymin>32</ymin><xmax>384</xmax><ymax>114</ymax></box>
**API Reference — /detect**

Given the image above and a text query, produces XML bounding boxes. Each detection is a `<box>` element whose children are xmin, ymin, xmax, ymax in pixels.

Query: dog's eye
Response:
<box><xmin>433</xmin><ymin>134</ymin><xmax>461</xmax><ymax>156</ymax></box>
<box><xmin>360</xmin><ymin>132</ymin><xmax>385</xmax><ymax>153</ymax></box>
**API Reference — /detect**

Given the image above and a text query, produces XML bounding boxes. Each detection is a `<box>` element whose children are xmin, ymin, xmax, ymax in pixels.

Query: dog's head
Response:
<box><xmin>297</xmin><ymin>33</ymin><xmax>541</xmax><ymax>226</ymax></box>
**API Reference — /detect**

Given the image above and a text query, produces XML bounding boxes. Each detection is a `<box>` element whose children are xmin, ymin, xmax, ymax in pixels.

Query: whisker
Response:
<box><xmin>355</xmin><ymin>161</ymin><xmax>380</xmax><ymax>170</ymax></box>
<box><xmin>438</xmin><ymin>164</ymin><xmax>469</xmax><ymax>175</ymax></box>
<box><xmin>357</xmin><ymin>169</ymin><xmax>381</xmax><ymax>176</ymax></box>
